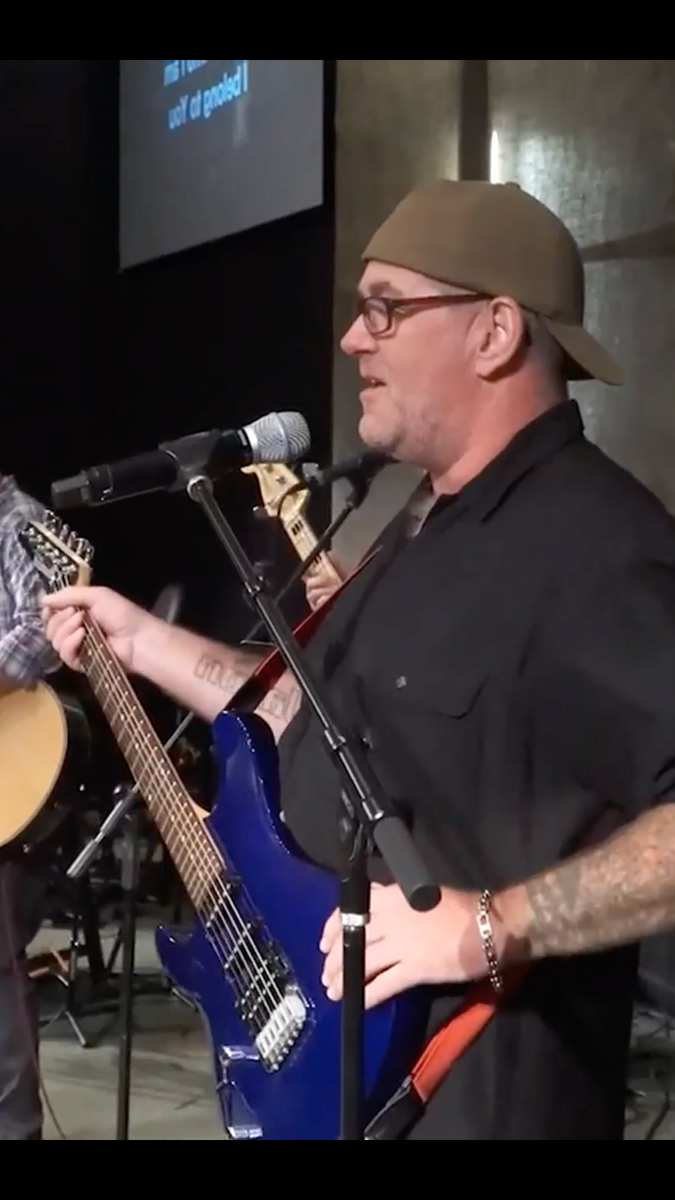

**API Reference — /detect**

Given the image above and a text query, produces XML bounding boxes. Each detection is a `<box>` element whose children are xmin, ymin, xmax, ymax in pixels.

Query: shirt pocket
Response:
<box><xmin>356</xmin><ymin>668</ymin><xmax>488</xmax><ymax>812</ymax></box>
<box><xmin>351</xmin><ymin>668</ymin><xmax>490</xmax><ymax>885</ymax></box>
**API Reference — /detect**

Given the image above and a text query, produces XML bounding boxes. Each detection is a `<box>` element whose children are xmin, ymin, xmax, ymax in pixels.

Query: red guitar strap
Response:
<box><xmin>226</xmin><ymin>547</ymin><xmax>380</xmax><ymax>715</ymax></box>
<box><xmin>227</xmin><ymin>547</ymin><xmax>523</xmax><ymax>1140</ymax></box>
<box><xmin>364</xmin><ymin>965</ymin><xmax>526</xmax><ymax>1140</ymax></box>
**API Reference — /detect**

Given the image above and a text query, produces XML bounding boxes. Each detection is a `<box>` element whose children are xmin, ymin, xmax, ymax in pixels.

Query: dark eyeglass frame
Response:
<box><xmin>356</xmin><ymin>291</ymin><xmax>492</xmax><ymax>336</ymax></box>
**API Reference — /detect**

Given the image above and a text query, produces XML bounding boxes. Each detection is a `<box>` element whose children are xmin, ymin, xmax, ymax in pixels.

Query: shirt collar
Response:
<box><xmin>420</xmin><ymin>399</ymin><xmax>585</xmax><ymax>526</ymax></box>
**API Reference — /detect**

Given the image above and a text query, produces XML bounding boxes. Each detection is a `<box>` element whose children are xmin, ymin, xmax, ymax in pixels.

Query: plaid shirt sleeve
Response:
<box><xmin>0</xmin><ymin>487</ymin><xmax>61</xmax><ymax>683</ymax></box>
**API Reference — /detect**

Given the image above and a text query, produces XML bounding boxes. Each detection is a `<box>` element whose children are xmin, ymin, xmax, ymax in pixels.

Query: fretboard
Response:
<box><xmin>79</xmin><ymin>614</ymin><xmax>220</xmax><ymax>907</ymax></box>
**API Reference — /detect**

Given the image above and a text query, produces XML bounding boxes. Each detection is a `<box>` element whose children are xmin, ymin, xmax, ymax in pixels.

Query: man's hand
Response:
<box><xmin>319</xmin><ymin>883</ymin><xmax>488</xmax><ymax>1008</ymax></box>
<box><xmin>43</xmin><ymin>586</ymin><xmax>152</xmax><ymax>674</ymax></box>
<box><xmin>305</xmin><ymin>556</ymin><xmax>344</xmax><ymax>611</ymax></box>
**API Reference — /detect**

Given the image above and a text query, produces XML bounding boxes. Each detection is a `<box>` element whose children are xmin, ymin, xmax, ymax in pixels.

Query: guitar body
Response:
<box><xmin>0</xmin><ymin>679</ymin><xmax>90</xmax><ymax>853</ymax></box>
<box><xmin>156</xmin><ymin>710</ymin><xmax>430</xmax><ymax>1140</ymax></box>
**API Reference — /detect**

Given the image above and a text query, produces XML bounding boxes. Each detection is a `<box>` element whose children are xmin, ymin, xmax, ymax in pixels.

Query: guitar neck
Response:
<box><xmin>78</xmin><ymin>613</ymin><xmax>219</xmax><ymax>907</ymax></box>
<box><xmin>283</xmin><ymin>513</ymin><xmax>342</xmax><ymax>584</ymax></box>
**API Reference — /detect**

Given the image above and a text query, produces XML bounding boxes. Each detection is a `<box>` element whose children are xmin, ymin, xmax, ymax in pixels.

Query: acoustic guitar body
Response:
<box><xmin>0</xmin><ymin>679</ymin><xmax>90</xmax><ymax>854</ymax></box>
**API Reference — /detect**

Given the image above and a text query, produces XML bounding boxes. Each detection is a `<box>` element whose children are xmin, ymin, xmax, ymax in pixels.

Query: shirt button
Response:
<box><xmin>395</xmin><ymin>675</ymin><xmax>407</xmax><ymax>689</ymax></box>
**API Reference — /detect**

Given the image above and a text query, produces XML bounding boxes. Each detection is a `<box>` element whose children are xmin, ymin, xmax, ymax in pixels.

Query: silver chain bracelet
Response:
<box><xmin>477</xmin><ymin>889</ymin><xmax>504</xmax><ymax>994</ymax></box>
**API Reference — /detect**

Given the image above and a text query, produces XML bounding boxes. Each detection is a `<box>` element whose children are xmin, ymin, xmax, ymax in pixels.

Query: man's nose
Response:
<box><xmin>341</xmin><ymin>314</ymin><xmax>376</xmax><ymax>356</ymax></box>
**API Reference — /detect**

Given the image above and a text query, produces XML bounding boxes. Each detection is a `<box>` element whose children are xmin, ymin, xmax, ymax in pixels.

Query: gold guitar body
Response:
<box><xmin>0</xmin><ymin>679</ymin><xmax>90</xmax><ymax>854</ymax></box>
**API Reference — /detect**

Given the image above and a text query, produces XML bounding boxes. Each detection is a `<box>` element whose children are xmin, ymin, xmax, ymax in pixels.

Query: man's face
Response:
<box><xmin>340</xmin><ymin>262</ymin><xmax>483</xmax><ymax>473</ymax></box>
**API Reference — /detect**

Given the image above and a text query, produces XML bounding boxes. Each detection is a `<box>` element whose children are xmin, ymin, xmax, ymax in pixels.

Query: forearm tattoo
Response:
<box><xmin>518</xmin><ymin>804</ymin><xmax>675</xmax><ymax>959</ymax></box>
<box><xmin>193</xmin><ymin>653</ymin><xmax>301</xmax><ymax>723</ymax></box>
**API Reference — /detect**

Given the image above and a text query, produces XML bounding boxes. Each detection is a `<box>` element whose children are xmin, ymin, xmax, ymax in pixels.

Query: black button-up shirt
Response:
<box><xmin>278</xmin><ymin>399</ymin><xmax>675</xmax><ymax>1139</ymax></box>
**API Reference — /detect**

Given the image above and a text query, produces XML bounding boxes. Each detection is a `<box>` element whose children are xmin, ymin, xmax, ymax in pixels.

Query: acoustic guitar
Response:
<box><xmin>0</xmin><ymin>677</ymin><xmax>89</xmax><ymax>852</ymax></box>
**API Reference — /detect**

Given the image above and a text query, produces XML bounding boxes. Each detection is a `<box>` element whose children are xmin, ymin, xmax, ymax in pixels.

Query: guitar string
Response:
<box><xmin>81</xmin><ymin>616</ymin><xmax>286</xmax><ymax>1028</ymax></box>
<box><xmin>82</xmin><ymin>626</ymin><xmax>284</xmax><ymax>1029</ymax></box>
<box><xmin>81</xmin><ymin>639</ymin><xmax>267</xmax><ymax>1024</ymax></box>
<box><xmin>81</xmin><ymin>621</ymin><xmax>284</xmax><ymax>1024</ymax></box>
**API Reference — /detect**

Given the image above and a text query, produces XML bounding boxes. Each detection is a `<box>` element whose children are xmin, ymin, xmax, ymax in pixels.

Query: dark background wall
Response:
<box><xmin>0</xmin><ymin>59</ymin><xmax>335</xmax><ymax>643</ymax></box>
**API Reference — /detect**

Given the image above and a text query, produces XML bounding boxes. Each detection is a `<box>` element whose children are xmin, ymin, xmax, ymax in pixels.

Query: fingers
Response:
<box><xmin>319</xmin><ymin>883</ymin><xmax>387</xmax><ymax>954</ymax></box>
<box><xmin>43</xmin><ymin>606</ymin><xmax>86</xmax><ymax>670</ymax></box>
<box><xmin>321</xmin><ymin>915</ymin><xmax>388</xmax><ymax>1000</ymax></box>
<box><xmin>322</xmin><ymin>936</ymin><xmax>395</xmax><ymax>1003</ymax></box>
<box><xmin>319</xmin><ymin>907</ymin><xmax>341</xmax><ymax>953</ymax></box>
<box><xmin>305</xmin><ymin>560</ymin><xmax>343</xmax><ymax>612</ymax></box>
<box><xmin>363</xmin><ymin>963</ymin><xmax>411</xmax><ymax>1010</ymax></box>
<box><xmin>42</xmin><ymin>586</ymin><xmax>102</xmax><ymax>613</ymax></box>
<box><xmin>319</xmin><ymin>885</ymin><xmax>400</xmax><ymax>1002</ymax></box>
<box><xmin>306</xmin><ymin>583</ymin><xmax>333</xmax><ymax>611</ymax></box>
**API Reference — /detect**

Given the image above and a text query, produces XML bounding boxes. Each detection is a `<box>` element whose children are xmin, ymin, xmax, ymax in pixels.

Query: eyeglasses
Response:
<box><xmin>356</xmin><ymin>292</ymin><xmax>491</xmax><ymax>336</ymax></box>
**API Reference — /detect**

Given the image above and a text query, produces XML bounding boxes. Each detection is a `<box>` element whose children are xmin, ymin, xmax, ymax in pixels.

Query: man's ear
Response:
<box><xmin>473</xmin><ymin>296</ymin><xmax>528</xmax><ymax>380</ymax></box>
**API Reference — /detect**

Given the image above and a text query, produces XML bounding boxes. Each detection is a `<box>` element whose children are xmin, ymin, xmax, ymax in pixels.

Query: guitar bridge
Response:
<box><xmin>255</xmin><ymin>986</ymin><xmax>308</xmax><ymax>1071</ymax></box>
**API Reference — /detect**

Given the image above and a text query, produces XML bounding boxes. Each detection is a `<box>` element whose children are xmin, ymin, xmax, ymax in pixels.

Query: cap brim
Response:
<box><xmin>545</xmin><ymin>317</ymin><xmax>624</xmax><ymax>386</ymax></box>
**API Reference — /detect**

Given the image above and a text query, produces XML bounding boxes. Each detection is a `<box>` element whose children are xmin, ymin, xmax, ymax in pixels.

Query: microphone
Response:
<box><xmin>293</xmin><ymin>449</ymin><xmax>393</xmax><ymax>495</ymax></box>
<box><xmin>51</xmin><ymin>411</ymin><xmax>311</xmax><ymax>510</ymax></box>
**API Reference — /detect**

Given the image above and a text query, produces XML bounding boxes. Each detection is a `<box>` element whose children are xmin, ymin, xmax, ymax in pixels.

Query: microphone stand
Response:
<box><xmin>165</xmin><ymin>437</ymin><xmax>440</xmax><ymax>1142</ymax></box>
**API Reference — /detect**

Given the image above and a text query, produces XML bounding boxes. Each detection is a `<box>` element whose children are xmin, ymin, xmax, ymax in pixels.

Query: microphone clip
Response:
<box><xmin>289</xmin><ymin>450</ymin><xmax>392</xmax><ymax>508</ymax></box>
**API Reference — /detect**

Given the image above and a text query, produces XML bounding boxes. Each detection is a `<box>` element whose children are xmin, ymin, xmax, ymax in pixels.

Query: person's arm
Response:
<box><xmin>42</xmin><ymin>585</ymin><xmax>303</xmax><ymax>742</ymax></box>
<box><xmin>133</xmin><ymin>617</ymin><xmax>302</xmax><ymax>740</ymax></box>
<box><xmin>495</xmin><ymin>802</ymin><xmax>675</xmax><ymax>967</ymax></box>
<box><xmin>0</xmin><ymin>512</ymin><xmax>61</xmax><ymax>687</ymax></box>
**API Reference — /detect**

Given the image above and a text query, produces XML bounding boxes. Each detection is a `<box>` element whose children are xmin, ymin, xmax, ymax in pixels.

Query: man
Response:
<box><xmin>0</xmin><ymin>472</ymin><xmax>61</xmax><ymax>1140</ymax></box>
<box><xmin>44</xmin><ymin>180</ymin><xmax>675</xmax><ymax>1140</ymax></box>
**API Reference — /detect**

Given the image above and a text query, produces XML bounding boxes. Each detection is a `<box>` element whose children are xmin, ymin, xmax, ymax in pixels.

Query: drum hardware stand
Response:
<box><xmin>36</xmin><ymin>861</ymin><xmax>111</xmax><ymax>1049</ymax></box>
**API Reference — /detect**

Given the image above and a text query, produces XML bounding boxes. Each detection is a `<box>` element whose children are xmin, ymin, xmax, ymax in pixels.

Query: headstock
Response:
<box><xmin>241</xmin><ymin>462</ymin><xmax>308</xmax><ymax>527</ymax></box>
<box><xmin>21</xmin><ymin>511</ymin><xmax>94</xmax><ymax>594</ymax></box>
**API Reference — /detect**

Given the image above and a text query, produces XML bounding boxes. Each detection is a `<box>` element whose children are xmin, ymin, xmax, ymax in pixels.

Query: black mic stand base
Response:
<box><xmin>339</xmin><ymin>806</ymin><xmax>371</xmax><ymax>1140</ymax></box>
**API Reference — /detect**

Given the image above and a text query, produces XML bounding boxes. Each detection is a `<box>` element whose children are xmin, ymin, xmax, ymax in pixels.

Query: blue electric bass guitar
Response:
<box><xmin>23</xmin><ymin>513</ymin><xmax>430</xmax><ymax>1140</ymax></box>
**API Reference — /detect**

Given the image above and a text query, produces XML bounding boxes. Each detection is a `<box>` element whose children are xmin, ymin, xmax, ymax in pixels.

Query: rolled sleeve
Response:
<box><xmin>528</xmin><ymin>557</ymin><xmax>675</xmax><ymax>818</ymax></box>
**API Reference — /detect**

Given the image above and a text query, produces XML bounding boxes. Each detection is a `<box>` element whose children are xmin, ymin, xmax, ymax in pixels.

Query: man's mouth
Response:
<box><xmin>362</xmin><ymin>376</ymin><xmax>384</xmax><ymax>388</ymax></box>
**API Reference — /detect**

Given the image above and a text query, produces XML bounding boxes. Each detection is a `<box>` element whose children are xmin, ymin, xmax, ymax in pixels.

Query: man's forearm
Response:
<box><xmin>495</xmin><ymin>803</ymin><xmax>675</xmax><ymax>966</ymax></box>
<box><xmin>192</xmin><ymin>646</ymin><xmax>302</xmax><ymax>738</ymax></box>
<box><xmin>133</xmin><ymin>617</ymin><xmax>301</xmax><ymax>739</ymax></box>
